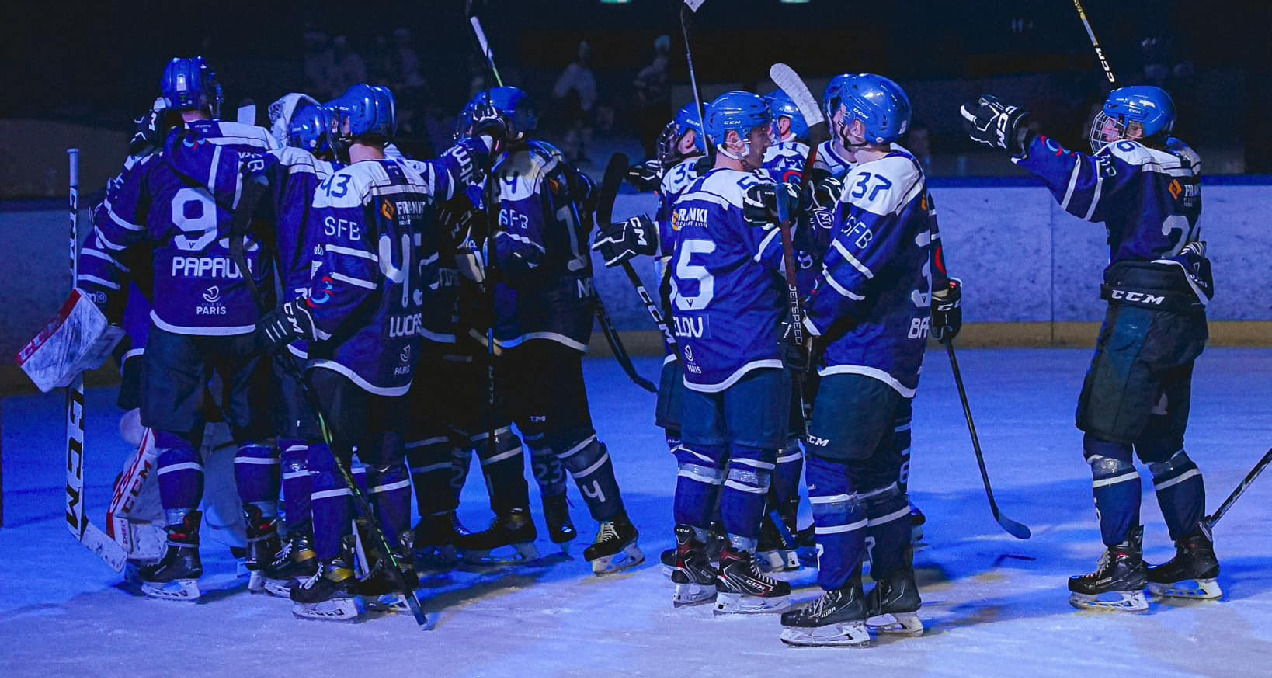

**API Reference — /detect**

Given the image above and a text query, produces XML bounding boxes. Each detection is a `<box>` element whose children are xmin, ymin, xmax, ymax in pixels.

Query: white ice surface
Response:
<box><xmin>2</xmin><ymin>348</ymin><xmax>1272</xmax><ymax>677</ymax></box>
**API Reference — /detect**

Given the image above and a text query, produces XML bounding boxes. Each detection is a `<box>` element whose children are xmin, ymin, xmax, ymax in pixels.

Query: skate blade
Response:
<box><xmin>366</xmin><ymin>593</ymin><xmax>416</xmax><ymax>613</ymax></box>
<box><xmin>461</xmin><ymin>541</ymin><xmax>540</xmax><ymax>566</ymax></box>
<box><xmin>1069</xmin><ymin>590</ymin><xmax>1149</xmax><ymax>612</ymax></box>
<box><xmin>780</xmin><ymin>621</ymin><xmax>871</xmax><ymax>647</ymax></box>
<box><xmin>292</xmin><ymin>596</ymin><xmax>366</xmax><ymax>622</ymax></box>
<box><xmin>866</xmin><ymin>611</ymin><xmax>924</xmax><ymax>636</ymax></box>
<box><xmin>247</xmin><ymin>571</ymin><xmax>267</xmax><ymax>594</ymax></box>
<box><xmin>263</xmin><ymin>577</ymin><xmax>299</xmax><ymax>598</ymax></box>
<box><xmin>141</xmin><ymin>578</ymin><xmax>201</xmax><ymax>601</ymax></box>
<box><xmin>414</xmin><ymin>546</ymin><xmax>459</xmax><ymax>573</ymax></box>
<box><xmin>592</xmin><ymin>543</ymin><xmax>645</xmax><ymax>576</ymax></box>
<box><xmin>672</xmin><ymin>581</ymin><xmax>717</xmax><ymax>607</ymax></box>
<box><xmin>714</xmin><ymin>592</ymin><xmax>790</xmax><ymax>615</ymax></box>
<box><xmin>1148</xmin><ymin>578</ymin><xmax>1222</xmax><ymax>600</ymax></box>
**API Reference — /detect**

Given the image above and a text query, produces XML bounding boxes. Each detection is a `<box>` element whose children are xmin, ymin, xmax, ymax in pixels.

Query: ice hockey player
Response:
<box><xmin>75</xmin><ymin>57</ymin><xmax>281</xmax><ymax>601</ymax></box>
<box><xmin>481</xmin><ymin>86</ymin><xmax>644</xmax><ymax>575</ymax></box>
<box><xmin>961</xmin><ymin>85</ymin><xmax>1216</xmax><ymax>611</ymax></box>
<box><xmin>779</xmin><ymin>74</ymin><xmax>930</xmax><ymax>647</ymax></box>
<box><xmin>664</xmin><ymin>90</ymin><xmax>795</xmax><ymax>613</ymax></box>
<box><xmin>256</xmin><ymin>84</ymin><xmax>500</xmax><ymax>620</ymax></box>
<box><xmin>403</xmin><ymin>98</ymin><xmax>543</xmax><ymax>568</ymax></box>
<box><xmin>250</xmin><ymin>94</ymin><xmax>340</xmax><ymax>596</ymax></box>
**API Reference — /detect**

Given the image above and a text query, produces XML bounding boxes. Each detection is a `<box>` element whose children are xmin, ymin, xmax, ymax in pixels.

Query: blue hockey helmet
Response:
<box><xmin>288</xmin><ymin>103</ymin><xmax>333</xmax><ymax>155</ymax></box>
<box><xmin>765</xmin><ymin>90</ymin><xmax>808</xmax><ymax>140</ymax></box>
<box><xmin>161</xmin><ymin>57</ymin><xmax>222</xmax><ymax>117</ymax></box>
<box><xmin>827</xmin><ymin>73</ymin><xmax>911</xmax><ymax>145</ymax></box>
<box><xmin>1090</xmin><ymin>85</ymin><xmax>1176</xmax><ymax>151</ymax></box>
<box><xmin>484</xmin><ymin>86</ymin><xmax>538</xmax><ymax>136</ymax></box>
<box><xmin>673</xmin><ymin>103</ymin><xmax>705</xmax><ymax>153</ymax></box>
<box><xmin>822</xmin><ymin>73</ymin><xmax>853</xmax><ymax>120</ymax></box>
<box><xmin>704</xmin><ymin>91</ymin><xmax>771</xmax><ymax>148</ymax></box>
<box><xmin>454</xmin><ymin>98</ymin><xmax>479</xmax><ymax>141</ymax></box>
<box><xmin>330</xmin><ymin>84</ymin><xmax>396</xmax><ymax>140</ymax></box>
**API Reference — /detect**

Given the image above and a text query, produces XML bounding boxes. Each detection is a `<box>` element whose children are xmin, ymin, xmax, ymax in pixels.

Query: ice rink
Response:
<box><xmin>1</xmin><ymin>348</ymin><xmax>1270</xmax><ymax>677</ymax></box>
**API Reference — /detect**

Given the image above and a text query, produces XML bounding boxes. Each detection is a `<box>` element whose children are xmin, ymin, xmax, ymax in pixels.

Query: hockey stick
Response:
<box><xmin>946</xmin><ymin>342</ymin><xmax>1031</xmax><ymax>539</ymax></box>
<box><xmin>227</xmin><ymin>175</ymin><xmax>431</xmax><ymax>629</ymax></box>
<box><xmin>467</xmin><ymin>2</ymin><xmax>504</xmax><ymax>87</ymax></box>
<box><xmin>65</xmin><ymin>148</ymin><xmax>128</xmax><ymax>571</ymax></box>
<box><xmin>1203</xmin><ymin>447</ymin><xmax>1272</xmax><ymax>532</ymax></box>
<box><xmin>679</xmin><ymin>0</ymin><xmax>710</xmax><ymax>158</ymax></box>
<box><xmin>1070</xmin><ymin>0</ymin><xmax>1117</xmax><ymax>84</ymax></box>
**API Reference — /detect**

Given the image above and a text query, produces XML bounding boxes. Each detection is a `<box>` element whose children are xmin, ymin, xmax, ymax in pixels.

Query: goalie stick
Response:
<box><xmin>65</xmin><ymin>148</ymin><xmax>128</xmax><ymax>572</ymax></box>
<box><xmin>595</xmin><ymin>154</ymin><xmax>657</xmax><ymax>393</ymax></box>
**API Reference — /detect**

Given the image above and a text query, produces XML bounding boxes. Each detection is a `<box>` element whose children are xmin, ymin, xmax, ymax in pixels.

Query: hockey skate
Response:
<box><xmin>662</xmin><ymin>522</ymin><xmax>725</xmax><ymax>578</ymax></box>
<box><xmin>1147</xmin><ymin>529</ymin><xmax>1222</xmax><ymax>600</ymax></box>
<box><xmin>585</xmin><ymin>513</ymin><xmax>644</xmax><ymax>576</ymax></box>
<box><xmin>456</xmin><ymin>508</ymin><xmax>539</xmax><ymax>566</ymax></box>
<box><xmin>261</xmin><ymin>530</ymin><xmax>318</xmax><ymax>598</ymax></box>
<box><xmin>757</xmin><ymin>512</ymin><xmax>800</xmax><ymax>573</ymax></box>
<box><xmin>543</xmin><ymin>494</ymin><xmax>578</xmax><ymax>551</ymax></box>
<box><xmin>138</xmin><ymin>511</ymin><xmax>203</xmax><ymax>601</ymax></box>
<box><xmin>243</xmin><ymin>505</ymin><xmax>281</xmax><ymax>594</ymax></box>
<box><xmin>866</xmin><ymin>553</ymin><xmax>924</xmax><ymax>636</ymax></box>
<box><xmin>714</xmin><ymin>546</ymin><xmax>791</xmax><ymax>614</ymax></box>
<box><xmin>780</xmin><ymin>578</ymin><xmax>870</xmax><ymax>647</ymax></box>
<box><xmin>291</xmin><ymin>555</ymin><xmax>365</xmax><ymax>621</ymax></box>
<box><xmin>1069</xmin><ymin>526</ymin><xmax>1149</xmax><ymax>612</ymax></box>
<box><xmin>670</xmin><ymin>525</ymin><xmax>717</xmax><ymax>607</ymax></box>
<box><xmin>412</xmin><ymin>513</ymin><xmax>460</xmax><ymax>573</ymax></box>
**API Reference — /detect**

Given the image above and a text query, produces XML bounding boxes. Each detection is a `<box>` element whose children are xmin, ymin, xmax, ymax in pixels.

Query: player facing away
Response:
<box><xmin>666</xmin><ymin>90</ymin><xmax>796</xmax><ymax>614</ymax></box>
<box><xmin>256</xmin><ymin>84</ymin><xmax>499</xmax><ymax>619</ymax></box>
<box><xmin>779</xmin><ymin>74</ymin><xmax>932</xmax><ymax>647</ymax></box>
<box><xmin>962</xmin><ymin>86</ymin><xmax>1216</xmax><ymax>611</ymax></box>
<box><xmin>76</xmin><ymin>57</ymin><xmax>282</xmax><ymax>601</ymax></box>
<box><xmin>482</xmin><ymin>86</ymin><xmax>644</xmax><ymax>575</ymax></box>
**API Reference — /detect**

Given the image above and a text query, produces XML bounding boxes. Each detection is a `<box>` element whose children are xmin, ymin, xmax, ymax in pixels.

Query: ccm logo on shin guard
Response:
<box><xmin>1110</xmin><ymin>289</ymin><xmax>1166</xmax><ymax>305</ymax></box>
<box><xmin>805</xmin><ymin>434</ymin><xmax>830</xmax><ymax>447</ymax></box>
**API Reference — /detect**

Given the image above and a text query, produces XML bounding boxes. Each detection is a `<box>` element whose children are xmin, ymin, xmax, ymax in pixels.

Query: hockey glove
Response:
<box><xmin>130</xmin><ymin>98</ymin><xmax>171</xmax><ymax>156</ymax></box>
<box><xmin>807</xmin><ymin>172</ymin><xmax>844</xmax><ymax>212</ymax></box>
<box><xmin>780</xmin><ymin>320</ymin><xmax>811</xmax><ymax>373</ymax></box>
<box><xmin>960</xmin><ymin>95</ymin><xmax>1032</xmax><ymax>156</ymax></box>
<box><xmin>931</xmin><ymin>277</ymin><xmax>963</xmax><ymax>344</ymax></box>
<box><xmin>469</xmin><ymin>98</ymin><xmax>508</xmax><ymax>151</ymax></box>
<box><xmin>593</xmin><ymin>214</ymin><xmax>659</xmax><ymax>268</ymax></box>
<box><xmin>257</xmin><ymin>300</ymin><xmax>318</xmax><ymax>354</ymax></box>
<box><xmin>626</xmin><ymin>158</ymin><xmax>663</xmax><ymax>192</ymax></box>
<box><xmin>743</xmin><ymin>182</ymin><xmax>802</xmax><ymax>228</ymax></box>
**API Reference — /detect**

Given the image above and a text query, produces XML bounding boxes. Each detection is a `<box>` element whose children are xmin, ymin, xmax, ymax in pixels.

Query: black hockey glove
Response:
<box><xmin>960</xmin><ymin>95</ymin><xmax>1033</xmax><ymax>156</ymax></box>
<box><xmin>469</xmin><ymin>98</ymin><xmax>508</xmax><ymax>150</ymax></box>
<box><xmin>129</xmin><ymin>98</ymin><xmax>172</xmax><ymax>156</ymax></box>
<box><xmin>626</xmin><ymin>158</ymin><xmax>663</xmax><ymax>192</ymax></box>
<box><xmin>593</xmin><ymin>214</ymin><xmax>659</xmax><ymax>268</ymax></box>
<box><xmin>257</xmin><ymin>300</ymin><xmax>318</xmax><ymax>354</ymax></box>
<box><xmin>780</xmin><ymin>320</ymin><xmax>810</xmax><ymax>373</ymax></box>
<box><xmin>930</xmin><ymin>277</ymin><xmax>963</xmax><ymax>344</ymax></box>
<box><xmin>743</xmin><ymin>182</ymin><xmax>801</xmax><ymax>228</ymax></box>
<box><xmin>806</xmin><ymin>172</ymin><xmax>844</xmax><ymax>212</ymax></box>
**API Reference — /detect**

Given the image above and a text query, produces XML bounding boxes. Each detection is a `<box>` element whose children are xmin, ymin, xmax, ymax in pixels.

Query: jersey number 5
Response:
<box><xmin>673</xmin><ymin>238</ymin><xmax>715</xmax><ymax>311</ymax></box>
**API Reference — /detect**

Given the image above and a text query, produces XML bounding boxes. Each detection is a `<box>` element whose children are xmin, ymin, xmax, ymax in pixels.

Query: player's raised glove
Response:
<box><xmin>593</xmin><ymin>214</ymin><xmax>658</xmax><ymax>268</ymax></box>
<box><xmin>130</xmin><ymin>97</ymin><xmax>172</xmax><ymax>156</ymax></box>
<box><xmin>930</xmin><ymin>277</ymin><xmax>963</xmax><ymax>344</ymax></box>
<box><xmin>806</xmin><ymin>172</ymin><xmax>844</xmax><ymax>212</ymax></box>
<box><xmin>469</xmin><ymin>98</ymin><xmax>508</xmax><ymax>150</ymax></box>
<box><xmin>960</xmin><ymin>95</ymin><xmax>1032</xmax><ymax>156</ymax></box>
<box><xmin>626</xmin><ymin>159</ymin><xmax>663</xmax><ymax>192</ymax></box>
<box><xmin>257</xmin><ymin>300</ymin><xmax>317</xmax><ymax>354</ymax></box>
<box><xmin>743</xmin><ymin>182</ymin><xmax>801</xmax><ymax>227</ymax></box>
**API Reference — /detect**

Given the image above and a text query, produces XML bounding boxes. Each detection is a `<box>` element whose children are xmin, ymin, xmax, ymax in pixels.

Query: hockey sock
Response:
<box><xmin>1147</xmin><ymin>449</ymin><xmax>1206</xmax><ymax>541</ymax></box>
<box><xmin>527</xmin><ymin>431</ymin><xmax>568</xmax><ymax>500</ymax></box>
<box><xmin>894</xmin><ymin>411</ymin><xmax>913</xmax><ymax>496</ymax></box>
<box><xmin>367</xmin><ymin>463</ymin><xmax>412</xmax><ymax>547</ymax></box>
<box><xmin>673</xmin><ymin>443</ymin><xmax>726</xmax><ymax>529</ymax></box>
<box><xmin>156</xmin><ymin>433</ymin><xmax>203</xmax><ymax>512</ymax></box>
<box><xmin>773</xmin><ymin>438</ymin><xmax>804</xmax><ymax>509</ymax></box>
<box><xmin>474</xmin><ymin>427</ymin><xmax>531</xmax><ymax>514</ymax></box>
<box><xmin>806</xmin><ymin>455</ymin><xmax>866</xmax><ymax>591</ymax></box>
<box><xmin>309</xmin><ymin>444</ymin><xmax>353</xmax><ymax>561</ymax></box>
<box><xmin>233</xmin><ymin>442</ymin><xmax>279</xmax><ymax>513</ymax></box>
<box><xmin>407</xmin><ymin>433</ymin><xmax>458</xmax><ymax>518</ymax></box>
<box><xmin>720</xmin><ymin>444</ymin><xmax>776</xmax><ymax>549</ymax></box>
<box><xmin>280</xmin><ymin>439</ymin><xmax>313</xmax><ymax>533</ymax></box>
<box><xmin>557</xmin><ymin>434</ymin><xmax>625</xmax><ymax>522</ymax></box>
<box><xmin>1084</xmin><ymin>434</ymin><xmax>1142</xmax><ymax>547</ymax></box>
<box><xmin>862</xmin><ymin>483</ymin><xmax>911</xmax><ymax>578</ymax></box>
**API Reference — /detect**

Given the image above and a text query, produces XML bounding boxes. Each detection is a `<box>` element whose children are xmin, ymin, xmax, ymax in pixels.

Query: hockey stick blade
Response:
<box><xmin>996</xmin><ymin>514</ymin><xmax>1032</xmax><ymax>540</ymax></box>
<box><xmin>683</xmin><ymin>0</ymin><xmax>706</xmax><ymax>12</ymax></box>
<box><xmin>769</xmin><ymin>63</ymin><xmax>829</xmax><ymax>146</ymax></box>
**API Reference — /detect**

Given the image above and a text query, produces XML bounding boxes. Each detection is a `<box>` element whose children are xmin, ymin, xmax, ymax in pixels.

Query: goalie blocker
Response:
<box><xmin>17</xmin><ymin>289</ymin><xmax>125</xmax><ymax>393</ymax></box>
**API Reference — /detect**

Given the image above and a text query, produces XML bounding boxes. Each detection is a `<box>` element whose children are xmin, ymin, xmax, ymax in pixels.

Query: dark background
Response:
<box><xmin>3</xmin><ymin>0</ymin><xmax>1270</xmax><ymax>172</ymax></box>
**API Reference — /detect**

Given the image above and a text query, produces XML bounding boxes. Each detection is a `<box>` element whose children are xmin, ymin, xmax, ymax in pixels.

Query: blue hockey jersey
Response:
<box><xmin>78</xmin><ymin>121</ymin><xmax>278</xmax><ymax>337</ymax></box>
<box><xmin>670</xmin><ymin>168</ymin><xmax>786</xmax><ymax>392</ymax></box>
<box><xmin>1014</xmin><ymin>135</ymin><xmax>1203</xmax><ymax>274</ymax></box>
<box><xmin>655</xmin><ymin>156</ymin><xmax>702</xmax><ymax>360</ymax></box>
<box><xmin>304</xmin><ymin>139</ymin><xmax>486</xmax><ymax>396</ymax></box>
<box><xmin>488</xmin><ymin>141</ymin><xmax>595</xmax><ymax>352</ymax></box>
<box><xmin>271</xmin><ymin>146</ymin><xmax>339</xmax><ymax>359</ymax></box>
<box><xmin>805</xmin><ymin>147</ymin><xmax>932</xmax><ymax>398</ymax></box>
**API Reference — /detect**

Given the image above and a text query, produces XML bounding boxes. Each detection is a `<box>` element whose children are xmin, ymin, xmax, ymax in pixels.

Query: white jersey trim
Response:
<box><xmin>310</xmin><ymin>361</ymin><xmax>410</xmax><ymax>397</ymax></box>
<box><xmin>683</xmin><ymin>359</ymin><xmax>784</xmax><ymax>394</ymax></box>
<box><xmin>150</xmin><ymin>311</ymin><xmax>254</xmax><ymax>336</ymax></box>
<box><xmin>818</xmin><ymin>364</ymin><xmax>916</xmax><ymax>398</ymax></box>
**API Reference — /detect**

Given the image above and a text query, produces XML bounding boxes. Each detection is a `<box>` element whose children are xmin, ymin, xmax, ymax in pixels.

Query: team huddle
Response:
<box><xmin>68</xmin><ymin>54</ymin><xmax>1219</xmax><ymax>643</ymax></box>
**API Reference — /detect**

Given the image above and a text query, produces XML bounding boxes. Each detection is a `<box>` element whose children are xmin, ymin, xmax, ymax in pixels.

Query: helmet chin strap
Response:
<box><xmin>718</xmin><ymin>137</ymin><xmax>749</xmax><ymax>162</ymax></box>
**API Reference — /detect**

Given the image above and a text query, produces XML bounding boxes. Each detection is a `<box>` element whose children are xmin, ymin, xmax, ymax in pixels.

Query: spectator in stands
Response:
<box><xmin>633</xmin><ymin>35</ymin><xmax>672</xmax><ymax>160</ymax></box>
<box><xmin>553</xmin><ymin>40</ymin><xmax>597</xmax><ymax>164</ymax></box>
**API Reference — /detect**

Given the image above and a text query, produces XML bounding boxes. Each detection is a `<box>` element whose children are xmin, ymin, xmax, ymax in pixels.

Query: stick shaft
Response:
<box><xmin>1071</xmin><ymin>0</ymin><xmax>1116</xmax><ymax>83</ymax></box>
